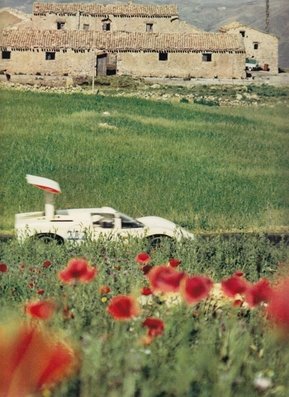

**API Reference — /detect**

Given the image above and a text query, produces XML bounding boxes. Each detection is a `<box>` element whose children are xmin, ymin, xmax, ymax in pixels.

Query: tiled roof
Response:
<box><xmin>219</xmin><ymin>21</ymin><xmax>245</xmax><ymax>32</ymax></box>
<box><xmin>0</xmin><ymin>30</ymin><xmax>245</xmax><ymax>52</ymax></box>
<box><xmin>32</xmin><ymin>2</ymin><xmax>178</xmax><ymax>17</ymax></box>
<box><xmin>219</xmin><ymin>21</ymin><xmax>278</xmax><ymax>38</ymax></box>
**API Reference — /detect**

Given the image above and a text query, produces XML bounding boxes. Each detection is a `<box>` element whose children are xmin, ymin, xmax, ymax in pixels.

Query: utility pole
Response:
<box><xmin>265</xmin><ymin>0</ymin><xmax>270</xmax><ymax>33</ymax></box>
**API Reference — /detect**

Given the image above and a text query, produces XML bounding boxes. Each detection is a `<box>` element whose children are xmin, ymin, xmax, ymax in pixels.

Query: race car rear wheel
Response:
<box><xmin>147</xmin><ymin>235</ymin><xmax>175</xmax><ymax>255</ymax></box>
<box><xmin>34</xmin><ymin>233</ymin><xmax>64</xmax><ymax>245</ymax></box>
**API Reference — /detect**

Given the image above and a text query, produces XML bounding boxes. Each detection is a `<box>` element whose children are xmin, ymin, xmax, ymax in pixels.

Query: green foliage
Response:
<box><xmin>193</xmin><ymin>97</ymin><xmax>220</xmax><ymax>106</ymax></box>
<box><xmin>1</xmin><ymin>89</ymin><xmax>288</xmax><ymax>234</ymax></box>
<box><xmin>246</xmin><ymin>84</ymin><xmax>289</xmax><ymax>98</ymax></box>
<box><xmin>94</xmin><ymin>75</ymin><xmax>144</xmax><ymax>89</ymax></box>
<box><xmin>180</xmin><ymin>97</ymin><xmax>189</xmax><ymax>103</ymax></box>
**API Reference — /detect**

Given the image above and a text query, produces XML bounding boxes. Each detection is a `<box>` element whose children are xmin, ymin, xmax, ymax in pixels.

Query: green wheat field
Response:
<box><xmin>1</xmin><ymin>86</ymin><xmax>289</xmax><ymax>234</ymax></box>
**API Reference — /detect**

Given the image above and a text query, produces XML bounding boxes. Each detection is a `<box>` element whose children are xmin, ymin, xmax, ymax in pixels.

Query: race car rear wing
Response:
<box><xmin>26</xmin><ymin>174</ymin><xmax>61</xmax><ymax>220</ymax></box>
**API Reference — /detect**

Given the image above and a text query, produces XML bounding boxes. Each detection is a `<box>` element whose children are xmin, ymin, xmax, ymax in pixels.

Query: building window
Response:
<box><xmin>102</xmin><ymin>22</ymin><xmax>111</xmax><ymax>31</ymax></box>
<box><xmin>239</xmin><ymin>30</ymin><xmax>245</xmax><ymax>37</ymax></box>
<box><xmin>2</xmin><ymin>50</ymin><xmax>11</xmax><ymax>59</ymax></box>
<box><xmin>159</xmin><ymin>52</ymin><xmax>168</xmax><ymax>61</ymax></box>
<box><xmin>146</xmin><ymin>23</ymin><xmax>153</xmax><ymax>32</ymax></box>
<box><xmin>83</xmin><ymin>24</ymin><xmax>89</xmax><ymax>31</ymax></box>
<box><xmin>57</xmin><ymin>21</ymin><xmax>65</xmax><ymax>30</ymax></box>
<box><xmin>253</xmin><ymin>42</ymin><xmax>259</xmax><ymax>50</ymax></box>
<box><xmin>202</xmin><ymin>53</ymin><xmax>212</xmax><ymax>62</ymax></box>
<box><xmin>45</xmin><ymin>52</ymin><xmax>55</xmax><ymax>60</ymax></box>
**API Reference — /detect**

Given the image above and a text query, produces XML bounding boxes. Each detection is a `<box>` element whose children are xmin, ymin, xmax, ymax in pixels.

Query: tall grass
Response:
<box><xmin>1</xmin><ymin>89</ymin><xmax>288</xmax><ymax>232</ymax></box>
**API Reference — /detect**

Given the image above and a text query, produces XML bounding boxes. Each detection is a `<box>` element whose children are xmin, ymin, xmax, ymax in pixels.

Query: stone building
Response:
<box><xmin>219</xmin><ymin>22</ymin><xmax>278</xmax><ymax>74</ymax></box>
<box><xmin>0</xmin><ymin>29</ymin><xmax>246</xmax><ymax>79</ymax></box>
<box><xmin>31</xmin><ymin>2</ymin><xmax>200</xmax><ymax>33</ymax></box>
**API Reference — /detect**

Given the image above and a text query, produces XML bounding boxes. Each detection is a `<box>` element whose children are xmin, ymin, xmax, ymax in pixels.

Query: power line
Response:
<box><xmin>265</xmin><ymin>0</ymin><xmax>270</xmax><ymax>33</ymax></box>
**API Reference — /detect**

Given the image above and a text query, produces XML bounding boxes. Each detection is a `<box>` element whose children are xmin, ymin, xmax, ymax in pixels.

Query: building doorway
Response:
<box><xmin>96</xmin><ymin>54</ymin><xmax>107</xmax><ymax>76</ymax></box>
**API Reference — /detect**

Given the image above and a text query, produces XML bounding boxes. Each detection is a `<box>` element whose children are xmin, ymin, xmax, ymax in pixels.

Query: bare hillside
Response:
<box><xmin>175</xmin><ymin>0</ymin><xmax>288</xmax><ymax>69</ymax></box>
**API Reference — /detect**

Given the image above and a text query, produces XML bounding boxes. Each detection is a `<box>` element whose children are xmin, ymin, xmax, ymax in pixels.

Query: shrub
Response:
<box><xmin>194</xmin><ymin>97</ymin><xmax>219</xmax><ymax>106</ymax></box>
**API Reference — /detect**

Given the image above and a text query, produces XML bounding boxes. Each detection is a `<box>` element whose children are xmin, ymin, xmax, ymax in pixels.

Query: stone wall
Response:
<box><xmin>222</xmin><ymin>27</ymin><xmax>278</xmax><ymax>74</ymax></box>
<box><xmin>0</xmin><ymin>73</ymin><xmax>70</xmax><ymax>86</ymax></box>
<box><xmin>0</xmin><ymin>48</ymin><xmax>96</xmax><ymax>76</ymax></box>
<box><xmin>117</xmin><ymin>51</ymin><xmax>246</xmax><ymax>79</ymax></box>
<box><xmin>1</xmin><ymin>48</ymin><xmax>245</xmax><ymax>79</ymax></box>
<box><xmin>31</xmin><ymin>14</ymin><xmax>200</xmax><ymax>33</ymax></box>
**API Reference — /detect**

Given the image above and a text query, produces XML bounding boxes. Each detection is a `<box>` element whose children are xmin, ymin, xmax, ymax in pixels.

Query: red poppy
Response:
<box><xmin>25</xmin><ymin>300</ymin><xmax>55</xmax><ymax>320</ymax></box>
<box><xmin>107</xmin><ymin>295</ymin><xmax>140</xmax><ymax>321</ymax></box>
<box><xmin>168</xmin><ymin>258</ymin><xmax>182</xmax><ymax>268</ymax></box>
<box><xmin>135</xmin><ymin>252</ymin><xmax>151</xmax><ymax>265</ymax></box>
<box><xmin>43</xmin><ymin>260</ymin><xmax>52</xmax><ymax>269</ymax></box>
<box><xmin>0</xmin><ymin>322</ymin><xmax>78</xmax><ymax>397</ymax></box>
<box><xmin>234</xmin><ymin>270</ymin><xmax>244</xmax><ymax>277</ymax></box>
<box><xmin>233</xmin><ymin>299</ymin><xmax>244</xmax><ymax>307</ymax></box>
<box><xmin>80</xmin><ymin>266</ymin><xmax>97</xmax><ymax>282</ymax></box>
<box><xmin>221</xmin><ymin>274</ymin><xmax>249</xmax><ymax>298</ymax></box>
<box><xmin>142</xmin><ymin>317</ymin><xmax>165</xmax><ymax>337</ymax></box>
<box><xmin>99</xmin><ymin>285</ymin><xmax>111</xmax><ymax>295</ymax></box>
<box><xmin>181</xmin><ymin>275</ymin><xmax>213</xmax><ymax>304</ymax></box>
<box><xmin>267</xmin><ymin>277</ymin><xmax>289</xmax><ymax>332</ymax></box>
<box><xmin>0</xmin><ymin>263</ymin><xmax>8</xmax><ymax>273</ymax></box>
<box><xmin>141</xmin><ymin>287</ymin><xmax>153</xmax><ymax>296</ymax></box>
<box><xmin>147</xmin><ymin>265</ymin><xmax>185</xmax><ymax>293</ymax></box>
<box><xmin>245</xmin><ymin>278</ymin><xmax>273</xmax><ymax>307</ymax></box>
<box><xmin>63</xmin><ymin>306</ymin><xmax>75</xmax><ymax>320</ymax></box>
<box><xmin>37</xmin><ymin>289</ymin><xmax>45</xmax><ymax>295</ymax></box>
<box><xmin>58</xmin><ymin>258</ymin><xmax>97</xmax><ymax>284</ymax></box>
<box><xmin>141</xmin><ymin>264</ymin><xmax>153</xmax><ymax>275</ymax></box>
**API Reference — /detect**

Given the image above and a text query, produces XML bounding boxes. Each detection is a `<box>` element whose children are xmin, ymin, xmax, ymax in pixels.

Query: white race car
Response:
<box><xmin>15</xmin><ymin>175</ymin><xmax>194</xmax><ymax>248</ymax></box>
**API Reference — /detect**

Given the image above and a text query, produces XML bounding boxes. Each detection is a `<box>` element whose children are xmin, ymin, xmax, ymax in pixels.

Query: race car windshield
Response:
<box><xmin>119</xmin><ymin>213</ymin><xmax>144</xmax><ymax>229</ymax></box>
